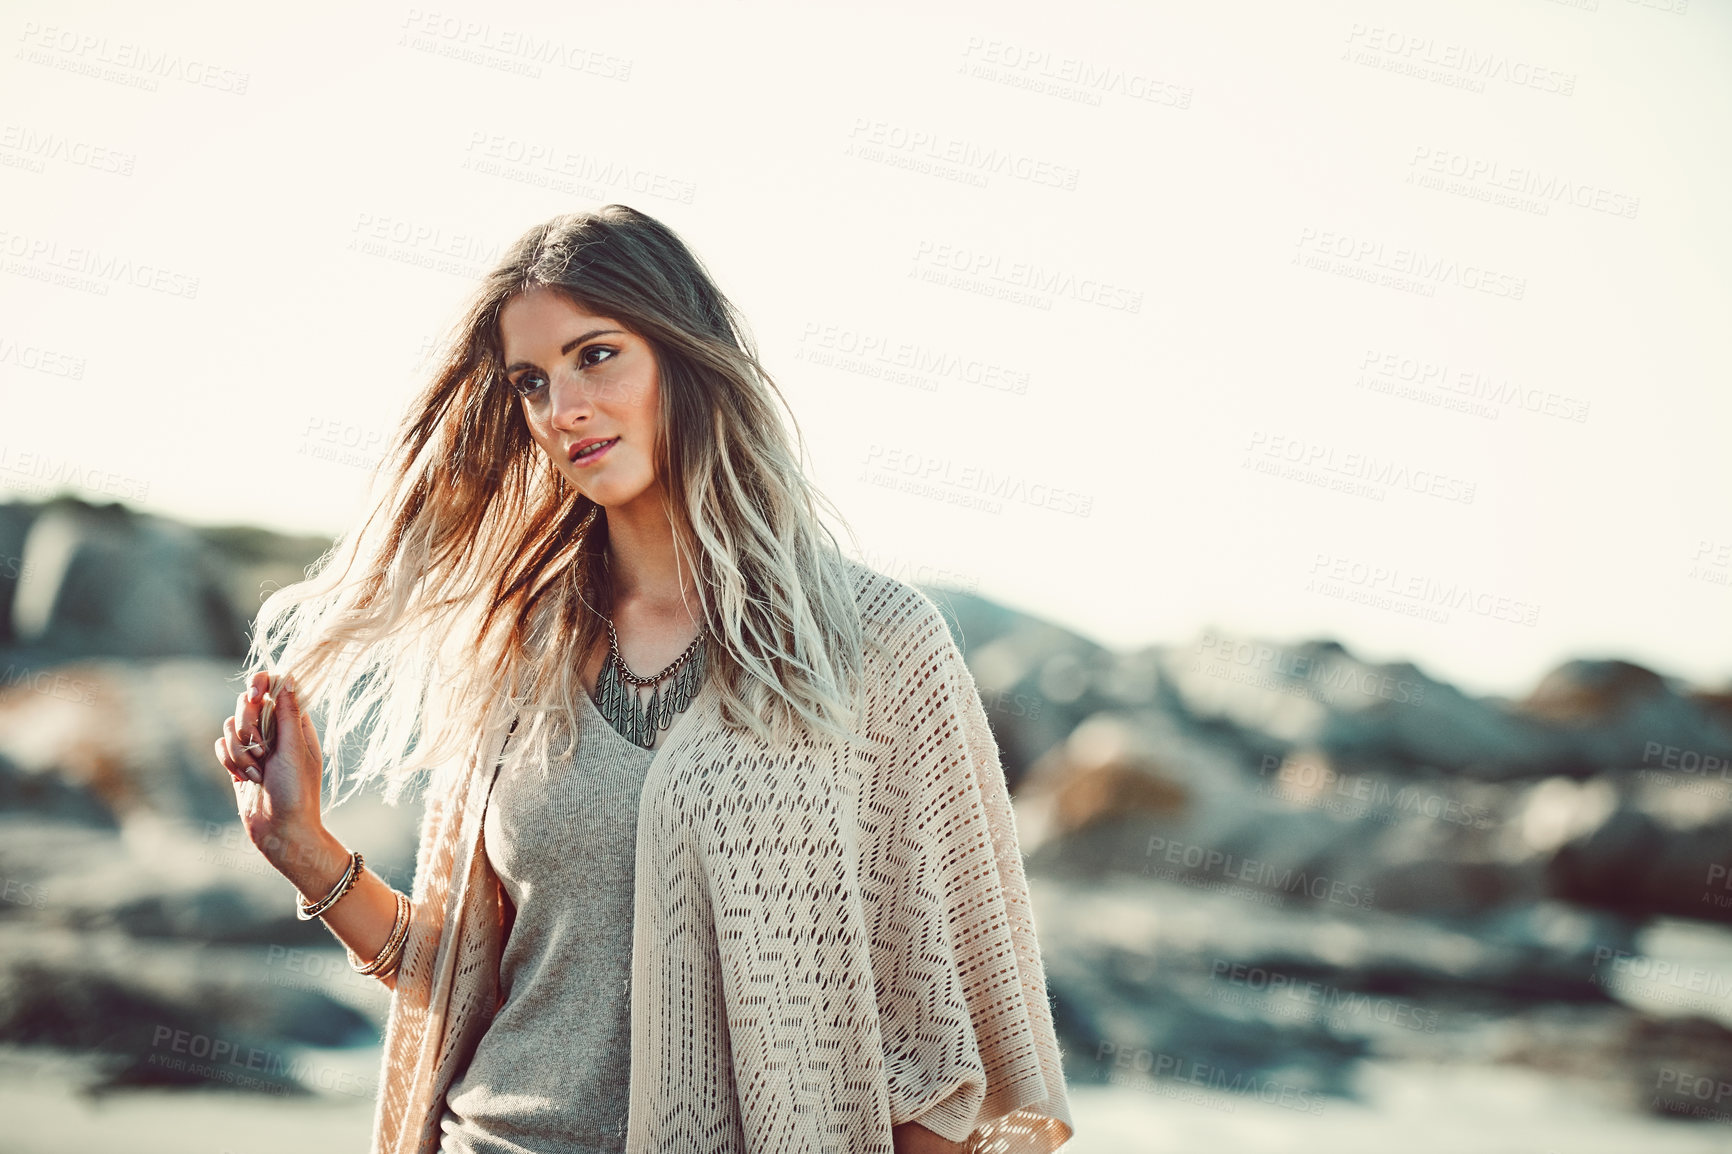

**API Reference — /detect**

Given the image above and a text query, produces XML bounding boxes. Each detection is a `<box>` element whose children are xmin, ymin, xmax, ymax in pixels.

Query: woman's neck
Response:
<box><xmin>600</xmin><ymin>503</ymin><xmax>694</xmax><ymax>610</ymax></box>
<box><xmin>591</xmin><ymin>509</ymin><xmax>705</xmax><ymax>685</ymax></box>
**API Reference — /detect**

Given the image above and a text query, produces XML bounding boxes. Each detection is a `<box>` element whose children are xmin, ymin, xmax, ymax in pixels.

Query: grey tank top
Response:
<box><xmin>437</xmin><ymin>688</ymin><xmax>667</xmax><ymax>1154</ymax></box>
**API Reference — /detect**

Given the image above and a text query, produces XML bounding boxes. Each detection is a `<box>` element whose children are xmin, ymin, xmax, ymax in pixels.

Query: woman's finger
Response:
<box><xmin>224</xmin><ymin>729</ymin><xmax>261</xmax><ymax>784</ymax></box>
<box><xmin>234</xmin><ymin>670</ymin><xmax>269</xmax><ymax>741</ymax></box>
<box><xmin>222</xmin><ymin>716</ymin><xmax>263</xmax><ymax>775</ymax></box>
<box><xmin>215</xmin><ymin>737</ymin><xmax>250</xmax><ymax>784</ymax></box>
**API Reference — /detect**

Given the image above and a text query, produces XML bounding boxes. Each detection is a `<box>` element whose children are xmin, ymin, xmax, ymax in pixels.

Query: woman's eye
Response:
<box><xmin>509</xmin><ymin>347</ymin><xmax>615</xmax><ymax>397</ymax></box>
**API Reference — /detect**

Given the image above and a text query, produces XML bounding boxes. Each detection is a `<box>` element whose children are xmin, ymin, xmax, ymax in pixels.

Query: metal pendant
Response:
<box><xmin>594</xmin><ymin>633</ymin><xmax>708</xmax><ymax>750</ymax></box>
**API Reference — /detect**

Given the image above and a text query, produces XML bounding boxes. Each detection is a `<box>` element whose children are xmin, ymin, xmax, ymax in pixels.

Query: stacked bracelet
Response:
<box><xmin>290</xmin><ymin>846</ymin><xmax>412</xmax><ymax>981</ymax></box>
<box><xmin>349</xmin><ymin>889</ymin><xmax>413</xmax><ymax>978</ymax></box>
<box><xmin>296</xmin><ymin>848</ymin><xmax>364</xmax><ymax>921</ymax></box>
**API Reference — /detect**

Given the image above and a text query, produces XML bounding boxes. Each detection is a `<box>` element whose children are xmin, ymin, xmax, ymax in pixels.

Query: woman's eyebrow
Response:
<box><xmin>504</xmin><ymin>328</ymin><xmax>625</xmax><ymax>373</ymax></box>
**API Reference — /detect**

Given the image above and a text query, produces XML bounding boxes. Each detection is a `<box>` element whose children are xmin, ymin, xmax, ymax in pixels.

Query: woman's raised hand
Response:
<box><xmin>214</xmin><ymin>670</ymin><xmax>329</xmax><ymax>870</ymax></box>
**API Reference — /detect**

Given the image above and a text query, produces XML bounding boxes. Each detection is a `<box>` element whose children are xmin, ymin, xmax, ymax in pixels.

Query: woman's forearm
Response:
<box><xmin>272</xmin><ymin>825</ymin><xmax>406</xmax><ymax>990</ymax></box>
<box><xmin>892</xmin><ymin>1121</ymin><xmax>967</xmax><ymax>1153</ymax></box>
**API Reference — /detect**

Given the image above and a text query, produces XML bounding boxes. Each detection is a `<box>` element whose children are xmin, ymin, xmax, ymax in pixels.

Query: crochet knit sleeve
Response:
<box><xmin>863</xmin><ymin>594</ymin><xmax>1075</xmax><ymax>1153</ymax></box>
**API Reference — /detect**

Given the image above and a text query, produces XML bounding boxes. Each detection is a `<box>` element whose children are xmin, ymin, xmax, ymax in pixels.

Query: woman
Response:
<box><xmin>213</xmin><ymin>205</ymin><xmax>1075</xmax><ymax>1154</ymax></box>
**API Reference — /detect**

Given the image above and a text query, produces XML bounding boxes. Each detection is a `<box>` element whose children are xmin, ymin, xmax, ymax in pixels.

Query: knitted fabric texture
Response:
<box><xmin>367</xmin><ymin>565</ymin><xmax>1076</xmax><ymax>1153</ymax></box>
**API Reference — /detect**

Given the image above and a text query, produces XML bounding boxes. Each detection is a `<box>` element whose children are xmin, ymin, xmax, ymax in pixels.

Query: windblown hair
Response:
<box><xmin>243</xmin><ymin>204</ymin><xmax>869</xmax><ymax>810</ymax></box>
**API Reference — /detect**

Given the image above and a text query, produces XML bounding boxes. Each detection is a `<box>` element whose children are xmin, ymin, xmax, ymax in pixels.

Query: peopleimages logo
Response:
<box><xmin>0</xmin><ymin>228</ymin><xmax>200</xmax><ymax>299</ymax></box>
<box><xmin>1356</xmin><ymin>348</ymin><xmax>1592</xmax><ymax>424</ymax></box>
<box><xmin>1407</xmin><ymin>146</ymin><xmax>1640</xmax><ymax>219</ymax></box>
<box><xmin>144</xmin><ymin>1028</ymin><xmax>378</xmax><ymax>1098</ymax></box>
<box><xmin>956</xmin><ymin>37</ymin><xmax>1194</xmax><ymax>111</ymax></box>
<box><xmin>1144</xmin><ymin>835</ymin><xmax>1377</xmax><ymax>910</ymax></box>
<box><xmin>1243</xmin><ymin>430</ymin><xmax>1477</xmax><ymax>505</ymax></box>
<box><xmin>1341</xmin><ymin>23</ymin><xmax>1576</xmax><ymax>97</ymax></box>
<box><xmin>398</xmin><ymin>9</ymin><xmax>632</xmax><ymax>81</ymax></box>
<box><xmin>16</xmin><ymin>21</ymin><xmax>251</xmax><ymax>94</ymax></box>
<box><xmin>0</xmin><ymin>445</ymin><xmax>151</xmax><ymax>504</ymax></box>
<box><xmin>860</xmin><ymin>443</ymin><xmax>1094</xmax><ymax>518</ymax></box>
<box><xmin>1208</xmin><ymin>961</ymin><xmax>1442</xmax><ymax>1032</ymax></box>
<box><xmin>0</xmin><ymin>125</ymin><xmax>137</xmax><ymax>175</ymax></box>
<box><xmin>1294</xmin><ymin>227</ymin><xmax>1525</xmax><ymax>300</ymax></box>
<box><xmin>1191</xmin><ymin>632</ymin><xmax>1429</xmax><ymax>707</ymax></box>
<box><xmin>1094</xmin><ymin>1042</ymin><xmax>1327</xmax><ymax>1114</ymax></box>
<box><xmin>1257</xmin><ymin>754</ymin><xmax>1493</xmax><ymax>830</ymax></box>
<box><xmin>910</xmin><ymin>240</ymin><xmax>1143</xmax><ymax>313</ymax></box>
<box><xmin>845</xmin><ymin>117</ymin><xmax>1081</xmax><ymax>190</ymax></box>
<box><xmin>1306</xmin><ymin>552</ymin><xmax>1541</xmax><ymax>628</ymax></box>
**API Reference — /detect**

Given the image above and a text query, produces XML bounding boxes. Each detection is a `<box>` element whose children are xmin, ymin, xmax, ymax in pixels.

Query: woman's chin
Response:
<box><xmin>572</xmin><ymin>476</ymin><xmax>654</xmax><ymax>509</ymax></box>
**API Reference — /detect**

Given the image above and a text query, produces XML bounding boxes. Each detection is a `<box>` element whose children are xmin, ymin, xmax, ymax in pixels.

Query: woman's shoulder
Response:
<box><xmin>837</xmin><ymin>555</ymin><xmax>960</xmax><ymax>670</ymax></box>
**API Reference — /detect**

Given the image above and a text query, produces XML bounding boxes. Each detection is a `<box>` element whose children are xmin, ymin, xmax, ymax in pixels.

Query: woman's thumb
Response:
<box><xmin>271</xmin><ymin>673</ymin><xmax>302</xmax><ymax>738</ymax></box>
<box><xmin>277</xmin><ymin>673</ymin><xmax>299</xmax><ymax>714</ymax></box>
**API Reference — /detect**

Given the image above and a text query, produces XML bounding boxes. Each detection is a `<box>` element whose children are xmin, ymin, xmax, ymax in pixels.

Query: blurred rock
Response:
<box><xmin>2</xmin><ymin>498</ymin><xmax>245</xmax><ymax>661</ymax></box>
<box><xmin>0</xmin><ymin>750</ymin><xmax>114</xmax><ymax>827</ymax></box>
<box><xmin>0</xmin><ymin>922</ymin><xmax>376</xmax><ymax>1093</ymax></box>
<box><xmin>1518</xmin><ymin>659</ymin><xmax>1672</xmax><ymax>725</ymax></box>
<box><xmin>0</xmin><ymin>657</ymin><xmax>268</xmax><ymax>827</ymax></box>
<box><xmin>926</xmin><ymin>586</ymin><xmax>1113</xmax><ymax>791</ymax></box>
<box><xmin>1493</xmin><ymin>1006</ymin><xmax>1732</xmax><ymax>1122</ymax></box>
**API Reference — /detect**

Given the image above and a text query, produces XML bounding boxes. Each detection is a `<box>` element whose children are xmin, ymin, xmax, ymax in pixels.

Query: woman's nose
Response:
<box><xmin>546</xmin><ymin>369</ymin><xmax>594</xmax><ymax>427</ymax></box>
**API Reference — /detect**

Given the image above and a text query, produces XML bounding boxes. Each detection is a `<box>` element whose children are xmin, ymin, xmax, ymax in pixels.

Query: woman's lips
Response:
<box><xmin>570</xmin><ymin>437</ymin><xmax>619</xmax><ymax>466</ymax></box>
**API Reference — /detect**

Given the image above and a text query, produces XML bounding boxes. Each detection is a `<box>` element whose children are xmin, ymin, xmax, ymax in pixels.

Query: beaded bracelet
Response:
<box><xmin>296</xmin><ymin>849</ymin><xmax>363</xmax><ymax>921</ymax></box>
<box><xmin>349</xmin><ymin>889</ymin><xmax>413</xmax><ymax>978</ymax></box>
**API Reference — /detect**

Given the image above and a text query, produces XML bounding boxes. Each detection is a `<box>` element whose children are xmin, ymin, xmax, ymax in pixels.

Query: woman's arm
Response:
<box><xmin>862</xmin><ymin>589</ymin><xmax>1075</xmax><ymax>1152</ymax></box>
<box><xmin>892</xmin><ymin>1121</ymin><xmax>967</xmax><ymax>1154</ymax></box>
<box><xmin>274</xmin><ymin>825</ymin><xmax>408</xmax><ymax>990</ymax></box>
<box><xmin>215</xmin><ymin>671</ymin><xmax>408</xmax><ymax>990</ymax></box>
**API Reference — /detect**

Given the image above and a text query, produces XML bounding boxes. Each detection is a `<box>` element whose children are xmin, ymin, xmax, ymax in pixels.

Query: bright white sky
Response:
<box><xmin>3</xmin><ymin>0</ymin><xmax>1727</xmax><ymax>700</ymax></box>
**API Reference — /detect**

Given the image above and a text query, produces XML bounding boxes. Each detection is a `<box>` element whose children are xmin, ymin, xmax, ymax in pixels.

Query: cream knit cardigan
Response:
<box><xmin>367</xmin><ymin>565</ymin><xmax>1076</xmax><ymax>1153</ymax></box>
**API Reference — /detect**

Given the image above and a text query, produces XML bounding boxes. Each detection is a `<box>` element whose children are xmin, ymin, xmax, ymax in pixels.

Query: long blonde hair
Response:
<box><xmin>244</xmin><ymin>205</ymin><xmax>868</xmax><ymax>809</ymax></box>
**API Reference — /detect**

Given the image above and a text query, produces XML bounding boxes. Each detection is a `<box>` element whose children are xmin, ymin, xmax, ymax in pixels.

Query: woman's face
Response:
<box><xmin>498</xmin><ymin>286</ymin><xmax>663</xmax><ymax>511</ymax></box>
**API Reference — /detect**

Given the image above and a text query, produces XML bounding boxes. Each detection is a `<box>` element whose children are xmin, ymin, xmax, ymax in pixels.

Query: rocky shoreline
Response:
<box><xmin>2</xmin><ymin>494</ymin><xmax>1730</xmax><ymax>1140</ymax></box>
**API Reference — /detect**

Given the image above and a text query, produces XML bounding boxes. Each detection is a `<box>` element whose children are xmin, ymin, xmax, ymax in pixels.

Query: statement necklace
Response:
<box><xmin>593</xmin><ymin>615</ymin><xmax>708</xmax><ymax>750</ymax></box>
